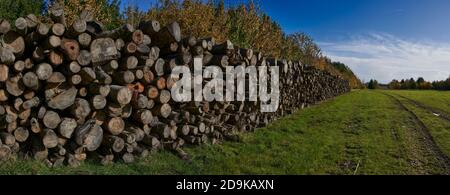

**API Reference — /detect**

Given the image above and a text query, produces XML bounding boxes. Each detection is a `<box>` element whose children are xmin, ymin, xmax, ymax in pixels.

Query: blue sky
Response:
<box><xmin>122</xmin><ymin>0</ymin><xmax>450</xmax><ymax>83</ymax></box>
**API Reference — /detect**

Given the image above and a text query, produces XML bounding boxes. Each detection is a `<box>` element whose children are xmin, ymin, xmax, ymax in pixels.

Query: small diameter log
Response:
<box><xmin>0</xmin><ymin>64</ymin><xmax>9</xmax><ymax>82</ymax></box>
<box><xmin>51</xmin><ymin>23</ymin><xmax>65</xmax><ymax>36</ymax></box>
<box><xmin>68</xmin><ymin>19</ymin><xmax>87</xmax><ymax>37</ymax></box>
<box><xmin>152</xmin><ymin>104</ymin><xmax>172</xmax><ymax>118</ymax></box>
<box><xmin>47</xmin><ymin>72</ymin><xmax>66</xmax><ymax>83</ymax></box>
<box><xmin>103</xmin><ymin>135</ymin><xmax>125</xmax><ymax>153</ymax></box>
<box><xmin>0</xmin><ymin>132</ymin><xmax>15</xmax><ymax>146</ymax></box>
<box><xmin>143</xmin><ymin>35</ymin><xmax>151</xmax><ymax>45</ymax></box>
<box><xmin>128</xmin><ymin>126</ymin><xmax>146</xmax><ymax>142</ymax></box>
<box><xmin>133</xmin><ymin>109</ymin><xmax>153</xmax><ymax>125</ymax></box>
<box><xmin>14</xmin><ymin>60</ymin><xmax>25</xmax><ymax>72</ymax></box>
<box><xmin>113</xmin><ymin>70</ymin><xmax>135</xmax><ymax>84</ymax></box>
<box><xmin>108</xmin><ymin>85</ymin><xmax>132</xmax><ymax>105</ymax></box>
<box><xmin>0</xmin><ymin>145</ymin><xmax>11</xmax><ymax>160</ymax></box>
<box><xmin>36</xmin><ymin>63</ymin><xmax>53</xmax><ymax>80</ymax></box>
<box><xmin>121</xmin><ymin>56</ymin><xmax>138</xmax><ymax>70</ymax></box>
<box><xmin>43</xmin><ymin>129</ymin><xmax>58</xmax><ymax>149</ymax></box>
<box><xmin>49</xmin><ymin>50</ymin><xmax>63</xmax><ymax>66</ymax></box>
<box><xmin>104</xmin><ymin>117</ymin><xmax>125</xmax><ymax>135</ymax></box>
<box><xmin>47</xmin><ymin>87</ymin><xmax>77</xmax><ymax>110</ymax></box>
<box><xmin>132</xmin><ymin>30</ymin><xmax>144</xmax><ymax>45</ymax></box>
<box><xmin>75</xmin><ymin>123</ymin><xmax>103</xmax><ymax>152</ymax></box>
<box><xmin>71</xmin><ymin>98</ymin><xmax>91</xmax><ymax>122</ymax></box>
<box><xmin>131</xmin><ymin>94</ymin><xmax>149</xmax><ymax>109</ymax></box>
<box><xmin>25</xmin><ymin>14</ymin><xmax>38</xmax><ymax>29</ymax></box>
<box><xmin>142</xmin><ymin>135</ymin><xmax>161</xmax><ymax>149</ymax></box>
<box><xmin>88</xmin><ymin>84</ymin><xmax>110</xmax><ymax>97</ymax></box>
<box><xmin>68</xmin><ymin>61</ymin><xmax>81</xmax><ymax>74</ymax></box>
<box><xmin>15</xmin><ymin>17</ymin><xmax>27</xmax><ymax>35</ymax></box>
<box><xmin>22</xmin><ymin>96</ymin><xmax>40</xmax><ymax>110</ymax></box>
<box><xmin>43</xmin><ymin>35</ymin><xmax>61</xmax><ymax>49</ymax></box>
<box><xmin>61</xmin><ymin>38</ymin><xmax>80</xmax><ymax>61</ymax></box>
<box><xmin>78</xmin><ymin>33</ymin><xmax>92</xmax><ymax>48</ymax></box>
<box><xmin>59</xmin><ymin>118</ymin><xmax>77</xmax><ymax>139</ymax></box>
<box><xmin>90</xmin><ymin>38</ymin><xmax>119</xmax><ymax>65</ymax></box>
<box><xmin>3</xmin><ymin>31</ymin><xmax>25</xmax><ymax>56</ymax></box>
<box><xmin>43</xmin><ymin>110</ymin><xmax>61</xmax><ymax>129</ymax></box>
<box><xmin>152</xmin><ymin>22</ymin><xmax>181</xmax><ymax>46</ymax></box>
<box><xmin>77</xmin><ymin>50</ymin><xmax>92</xmax><ymax>66</ymax></box>
<box><xmin>0</xmin><ymin>19</ymin><xmax>11</xmax><ymax>34</ymax></box>
<box><xmin>139</xmin><ymin>20</ymin><xmax>160</xmax><ymax>35</ymax></box>
<box><xmin>48</xmin><ymin>1</ymin><xmax>66</xmax><ymax>26</ymax></box>
<box><xmin>157</xmin><ymin>90</ymin><xmax>171</xmax><ymax>104</ymax></box>
<box><xmin>14</xmin><ymin>127</ymin><xmax>29</xmax><ymax>142</ymax></box>
<box><xmin>6</xmin><ymin>75</ymin><xmax>25</xmax><ymax>97</ymax></box>
<box><xmin>0</xmin><ymin>47</ymin><xmax>15</xmax><ymax>64</ymax></box>
<box><xmin>91</xmin><ymin>95</ymin><xmax>107</xmax><ymax>110</ymax></box>
<box><xmin>30</xmin><ymin>117</ymin><xmax>42</xmax><ymax>133</ymax></box>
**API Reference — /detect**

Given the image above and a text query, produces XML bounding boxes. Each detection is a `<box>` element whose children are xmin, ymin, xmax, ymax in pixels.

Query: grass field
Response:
<box><xmin>0</xmin><ymin>90</ymin><xmax>449</xmax><ymax>175</ymax></box>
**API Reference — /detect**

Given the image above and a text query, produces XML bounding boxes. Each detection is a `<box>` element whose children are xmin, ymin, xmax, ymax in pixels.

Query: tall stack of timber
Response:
<box><xmin>0</xmin><ymin>5</ymin><xmax>350</xmax><ymax>166</ymax></box>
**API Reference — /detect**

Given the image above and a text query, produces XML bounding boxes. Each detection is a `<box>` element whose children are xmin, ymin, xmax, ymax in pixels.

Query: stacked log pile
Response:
<box><xmin>0</xmin><ymin>7</ymin><xmax>350</xmax><ymax>166</ymax></box>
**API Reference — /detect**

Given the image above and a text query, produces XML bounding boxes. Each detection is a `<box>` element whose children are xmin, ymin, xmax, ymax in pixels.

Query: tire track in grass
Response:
<box><xmin>382</xmin><ymin>92</ymin><xmax>450</xmax><ymax>174</ymax></box>
<box><xmin>394</xmin><ymin>94</ymin><xmax>450</xmax><ymax>122</ymax></box>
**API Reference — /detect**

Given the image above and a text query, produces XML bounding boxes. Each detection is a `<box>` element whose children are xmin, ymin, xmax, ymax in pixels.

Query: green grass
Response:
<box><xmin>0</xmin><ymin>90</ymin><xmax>448</xmax><ymax>175</ymax></box>
<box><xmin>388</xmin><ymin>90</ymin><xmax>450</xmax><ymax>115</ymax></box>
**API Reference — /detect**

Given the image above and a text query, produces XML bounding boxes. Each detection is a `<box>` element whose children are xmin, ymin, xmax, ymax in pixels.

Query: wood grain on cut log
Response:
<box><xmin>77</xmin><ymin>50</ymin><xmax>92</xmax><ymax>66</ymax></box>
<box><xmin>109</xmin><ymin>85</ymin><xmax>132</xmax><ymax>105</ymax></box>
<box><xmin>75</xmin><ymin>120</ymin><xmax>103</xmax><ymax>151</ymax></box>
<box><xmin>61</xmin><ymin>38</ymin><xmax>80</xmax><ymax>61</ymax></box>
<box><xmin>142</xmin><ymin>134</ymin><xmax>160</xmax><ymax>149</ymax></box>
<box><xmin>133</xmin><ymin>109</ymin><xmax>153</xmax><ymax>125</ymax></box>
<box><xmin>51</xmin><ymin>23</ymin><xmax>65</xmax><ymax>36</ymax></box>
<box><xmin>152</xmin><ymin>22</ymin><xmax>181</xmax><ymax>47</ymax></box>
<box><xmin>22</xmin><ymin>96</ymin><xmax>40</xmax><ymax>110</ymax></box>
<box><xmin>59</xmin><ymin>118</ymin><xmax>77</xmax><ymax>139</ymax></box>
<box><xmin>91</xmin><ymin>95</ymin><xmax>107</xmax><ymax>110</ymax></box>
<box><xmin>103</xmin><ymin>135</ymin><xmax>125</xmax><ymax>153</ymax></box>
<box><xmin>0</xmin><ymin>47</ymin><xmax>15</xmax><ymax>64</ymax></box>
<box><xmin>49</xmin><ymin>50</ymin><xmax>64</xmax><ymax>66</ymax></box>
<box><xmin>139</xmin><ymin>20</ymin><xmax>160</xmax><ymax>35</ymax></box>
<box><xmin>90</xmin><ymin>38</ymin><xmax>119</xmax><ymax>65</ymax></box>
<box><xmin>68</xmin><ymin>19</ymin><xmax>86</xmax><ymax>37</ymax></box>
<box><xmin>13</xmin><ymin>127</ymin><xmax>29</xmax><ymax>142</ymax></box>
<box><xmin>71</xmin><ymin>98</ymin><xmax>91</xmax><ymax>122</ymax></box>
<box><xmin>44</xmin><ymin>35</ymin><xmax>61</xmax><ymax>49</ymax></box>
<box><xmin>6</xmin><ymin>75</ymin><xmax>24</xmax><ymax>97</ymax></box>
<box><xmin>113</xmin><ymin>70</ymin><xmax>135</xmax><ymax>84</ymax></box>
<box><xmin>43</xmin><ymin>129</ymin><xmax>58</xmax><ymax>149</ymax></box>
<box><xmin>152</xmin><ymin>103</ymin><xmax>172</xmax><ymax>118</ymax></box>
<box><xmin>0</xmin><ymin>64</ymin><xmax>9</xmax><ymax>82</ymax></box>
<box><xmin>3</xmin><ymin>31</ymin><xmax>25</xmax><ymax>56</ymax></box>
<box><xmin>104</xmin><ymin>117</ymin><xmax>125</xmax><ymax>135</ymax></box>
<box><xmin>48</xmin><ymin>1</ymin><xmax>66</xmax><ymax>26</ymax></box>
<box><xmin>47</xmin><ymin>87</ymin><xmax>77</xmax><ymax>110</ymax></box>
<box><xmin>15</xmin><ymin>17</ymin><xmax>27</xmax><ymax>35</ymax></box>
<box><xmin>0</xmin><ymin>19</ymin><xmax>10</xmax><ymax>34</ymax></box>
<box><xmin>43</xmin><ymin>110</ymin><xmax>61</xmax><ymax>129</ymax></box>
<box><xmin>78</xmin><ymin>33</ymin><xmax>92</xmax><ymax>48</ymax></box>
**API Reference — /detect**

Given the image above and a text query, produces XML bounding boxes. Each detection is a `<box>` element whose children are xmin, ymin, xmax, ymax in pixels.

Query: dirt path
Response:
<box><xmin>394</xmin><ymin>94</ymin><xmax>450</xmax><ymax>122</ymax></box>
<box><xmin>382</xmin><ymin>92</ymin><xmax>450</xmax><ymax>174</ymax></box>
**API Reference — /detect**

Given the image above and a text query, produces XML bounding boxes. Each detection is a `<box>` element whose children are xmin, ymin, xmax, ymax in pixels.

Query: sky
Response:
<box><xmin>122</xmin><ymin>0</ymin><xmax>450</xmax><ymax>83</ymax></box>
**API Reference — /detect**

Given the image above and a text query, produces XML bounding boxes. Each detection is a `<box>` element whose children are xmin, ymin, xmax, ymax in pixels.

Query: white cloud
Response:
<box><xmin>319</xmin><ymin>33</ymin><xmax>450</xmax><ymax>83</ymax></box>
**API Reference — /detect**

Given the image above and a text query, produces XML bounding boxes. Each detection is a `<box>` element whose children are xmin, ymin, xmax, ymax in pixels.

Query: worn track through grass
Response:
<box><xmin>381</xmin><ymin>92</ymin><xmax>450</xmax><ymax>174</ymax></box>
<box><xmin>394</xmin><ymin>93</ymin><xmax>450</xmax><ymax>122</ymax></box>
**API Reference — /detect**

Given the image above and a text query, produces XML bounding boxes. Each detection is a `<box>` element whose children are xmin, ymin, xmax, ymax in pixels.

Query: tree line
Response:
<box><xmin>388</xmin><ymin>76</ymin><xmax>450</xmax><ymax>90</ymax></box>
<box><xmin>0</xmin><ymin>0</ymin><xmax>363</xmax><ymax>88</ymax></box>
